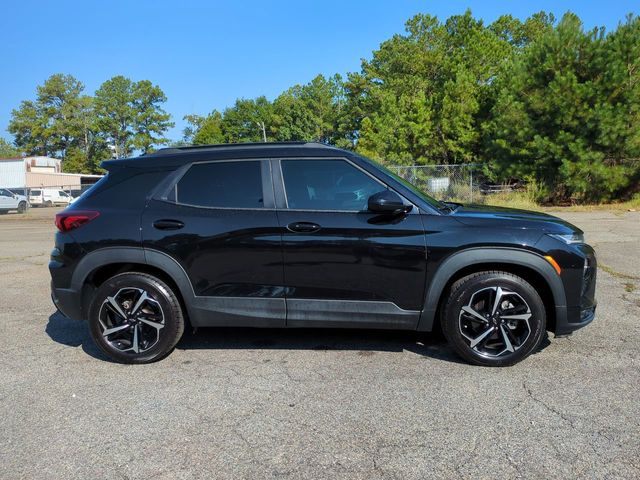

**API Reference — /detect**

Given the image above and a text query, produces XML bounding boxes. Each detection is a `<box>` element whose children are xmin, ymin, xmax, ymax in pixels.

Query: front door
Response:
<box><xmin>273</xmin><ymin>158</ymin><xmax>427</xmax><ymax>329</ymax></box>
<box><xmin>0</xmin><ymin>189</ymin><xmax>13</xmax><ymax>210</ymax></box>
<box><xmin>142</xmin><ymin>159</ymin><xmax>285</xmax><ymax>327</ymax></box>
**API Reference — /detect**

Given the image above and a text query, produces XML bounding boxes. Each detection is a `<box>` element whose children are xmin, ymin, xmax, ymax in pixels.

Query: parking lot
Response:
<box><xmin>1</xmin><ymin>207</ymin><xmax>639</xmax><ymax>479</ymax></box>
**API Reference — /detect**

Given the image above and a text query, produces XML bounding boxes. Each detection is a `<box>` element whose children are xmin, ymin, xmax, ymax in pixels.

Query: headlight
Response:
<box><xmin>547</xmin><ymin>233</ymin><xmax>584</xmax><ymax>245</ymax></box>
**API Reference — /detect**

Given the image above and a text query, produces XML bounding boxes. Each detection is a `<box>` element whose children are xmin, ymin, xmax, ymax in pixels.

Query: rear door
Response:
<box><xmin>141</xmin><ymin>159</ymin><xmax>285</xmax><ymax>327</ymax></box>
<box><xmin>273</xmin><ymin>158</ymin><xmax>427</xmax><ymax>329</ymax></box>
<box><xmin>29</xmin><ymin>190</ymin><xmax>41</xmax><ymax>205</ymax></box>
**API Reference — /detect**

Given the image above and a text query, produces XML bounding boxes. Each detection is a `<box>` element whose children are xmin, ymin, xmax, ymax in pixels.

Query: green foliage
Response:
<box><xmin>484</xmin><ymin>13</ymin><xmax>640</xmax><ymax>202</ymax></box>
<box><xmin>8</xmin><ymin>73</ymin><xmax>174</xmax><ymax>171</ymax></box>
<box><xmin>130</xmin><ymin>80</ymin><xmax>174</xmax><ymax>154</ymax></box>
<box><xmin>5</xmin><ymin>10</ymin><xmax>640</xmax><ymax>203</ymax></box>
<box><xmin>0</xmin><ymin>138</ymin><xmax>21</xmax><ymax>157</ymax></box>
<box><xmin>273</xmin><ymin>74</ymin><xmax>347</xmax><ymax>144</ymax></box>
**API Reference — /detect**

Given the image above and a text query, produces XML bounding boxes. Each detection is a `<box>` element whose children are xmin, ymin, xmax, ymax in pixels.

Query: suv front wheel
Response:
<box><xmin>442</xmin><ymin>271</ymin><xmax>546</xmax><ymax>367</ymax></box>
<box><xmin>88</xmin><ymin>272</ymin><xmax>185</xmax><ymax>364</ymax></box>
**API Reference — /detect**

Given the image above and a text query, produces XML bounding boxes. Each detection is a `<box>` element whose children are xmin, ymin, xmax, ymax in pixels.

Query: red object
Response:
<box><xmin>55</xmin><ymin>211</ymin><xmax>100</xmax><ymax>233</ymax></box>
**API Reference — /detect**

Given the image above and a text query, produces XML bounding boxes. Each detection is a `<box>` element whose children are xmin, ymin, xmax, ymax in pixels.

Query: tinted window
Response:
<box><xmin>176</xmin><ymin>161</ymin><xmax>263</xmax><ymax>208</ymax></box>
<box><xmin>31</xmin><ymin>190</ymin><xmax>41</xmax><ymax>196</ymax></box>
<box><xmin>0</xmin><ymin>189</ymin><xmax>11</xmax><ymax>197</ymax></box>
<box><xmin>281</xmin><ymin>159</ymin><xmax>386</xmax><ymax>211</ymax></box>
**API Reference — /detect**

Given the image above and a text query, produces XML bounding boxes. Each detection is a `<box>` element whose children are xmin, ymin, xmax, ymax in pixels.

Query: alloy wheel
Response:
<box><xmin>458</xmin><ymin>286</ymin><xmax>532</xmax><ymax>358</ymax></box>
<box><xmin>98</xmin><ymin>287</ymin><xmax>165</xmax><ymax>354</ymax></box>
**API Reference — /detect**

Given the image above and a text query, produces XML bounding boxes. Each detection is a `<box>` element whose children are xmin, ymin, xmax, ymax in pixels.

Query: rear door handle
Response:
<box><xmin>153</xmin><ymin>219</ymin><xmax>184</xmax><ymax>230</ymax></box>
<box><xmin>286</xmin><ymin>222</ymin><xmax>321</xmax><ymax>233</ymax></box>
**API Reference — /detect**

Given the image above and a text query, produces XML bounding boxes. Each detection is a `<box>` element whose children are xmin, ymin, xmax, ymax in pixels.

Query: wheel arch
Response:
<box><xmin>417</xmin><ymin>248</ymin><xmax>567</xmax><ymax>332</ymax></box>
<box><xmin>71</xmin><ymin>247</ymin><xmax>195</xmax><ymax>322</ymax></box>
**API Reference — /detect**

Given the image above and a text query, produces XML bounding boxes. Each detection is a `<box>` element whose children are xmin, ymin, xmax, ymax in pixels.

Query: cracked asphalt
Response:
<box><xmin>0</xmin><ymin>208</ymin><xmax>639</xmax><ymax>479</ymax></box>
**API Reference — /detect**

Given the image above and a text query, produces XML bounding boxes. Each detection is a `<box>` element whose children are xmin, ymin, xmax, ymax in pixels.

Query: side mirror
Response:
<box><xmin>368</xmin><ymin>190</ymin><xmax>412</xmax><ymax>215</ymax></box>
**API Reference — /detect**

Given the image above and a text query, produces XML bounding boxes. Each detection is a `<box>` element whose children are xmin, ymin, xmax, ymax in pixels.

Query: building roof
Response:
<box><xmin>103</xmin><ymin>142</ymin><xmax>355</xmax><ymax>169</ymax></box>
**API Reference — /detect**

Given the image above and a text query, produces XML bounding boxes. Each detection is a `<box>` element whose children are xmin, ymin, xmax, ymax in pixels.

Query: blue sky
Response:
<box><xmin>1</xmin><ymin>0</ymin><xmax>637</xmax><ymax>143</ymax></box>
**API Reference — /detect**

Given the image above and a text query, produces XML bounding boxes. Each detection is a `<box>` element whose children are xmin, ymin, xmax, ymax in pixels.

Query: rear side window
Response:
<box><xmin>176</xmin><ymin>161</ymin><xmax>263</xmax><ymax>209</ymax></box>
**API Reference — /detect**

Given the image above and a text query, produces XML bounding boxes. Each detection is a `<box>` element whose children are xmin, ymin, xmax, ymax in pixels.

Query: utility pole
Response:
<box><xmin>257</xmin><ymin>121</ymin><xmax>267</xmax><ymax>142</ymax></box>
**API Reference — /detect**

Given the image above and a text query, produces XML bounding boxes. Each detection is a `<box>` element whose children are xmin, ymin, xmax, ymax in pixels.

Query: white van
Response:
<box><xmin>29</xmin><ymin>189</ymin><xmax>74</xmax><ymax>207</ymax></box>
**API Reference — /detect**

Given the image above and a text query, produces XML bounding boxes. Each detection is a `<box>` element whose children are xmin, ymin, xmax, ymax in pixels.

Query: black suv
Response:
<box><xmin>49</xmin><ymin>142</ymin><xmax>597</xmax><ymax>366</ymax></box>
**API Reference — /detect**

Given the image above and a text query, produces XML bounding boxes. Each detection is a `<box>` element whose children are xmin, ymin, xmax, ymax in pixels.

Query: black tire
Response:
<box><xmin>45</xmin><ymin>200</ymin><xmax>53</xmax><ymax>207</ymax></box>
<box><xmin>441</xmin><ymin>271</ymin><xmax>546</xmax><ymax>367</ymax></box>
<box><xmin>17</xmin><ymin>201</ymin><xmax>26</xmax><ymax>213</ymax></box>
<box><xmin>88</xmin><ymin>272</ymin><xmax>185</xmax><ymax>364</ymax></box>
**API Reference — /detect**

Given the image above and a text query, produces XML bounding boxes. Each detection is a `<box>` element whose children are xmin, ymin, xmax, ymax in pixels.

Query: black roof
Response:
<box><xmin>102</xmin><ymin>142</ymin><xmax>355</xmax><ymax>169</ymax></box>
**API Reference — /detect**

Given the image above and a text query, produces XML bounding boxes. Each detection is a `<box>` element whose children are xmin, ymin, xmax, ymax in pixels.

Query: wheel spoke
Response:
<box><xmin>491</xmin><ymin>287</ymin><xmax>504</xmax><ymax>315</ymax></box>
<box><xmin>130</xmin><ymin>291</ymin><xmax>150</xmax><ymax>316</ymax></box>
<box><xmin>106</xmin><ymin>296</ymin><xmax>127</xmax><ymax>320</ymax></box>
<box><xmin>139</xmin><ymin>317</ymin><xmax>164</xmax><ymax>330</ymax></box>
<box><xmin>102</xmin><ymin>323</ymin><xmax>130</xmax><ymax>337</ymax></box>
<box><xmin>470</xmin><ymin>326</ymin><xmax>495</xmax><ymax>348</ymax></box>
<box><xmin>131</xmin><ymin>324</ymin><xmax>140</xmax><ymax>353</ymax></box>
<box><xmin>461</xmin><ymin>305</ymin><xmax>489</xmax><ymax>323</ymax></box>
<box><xmin>500</xmin><ymin>313</ymin><xmax>532</xmax><ymax>321</ymax></box>
<box><xmin>499</xmin><ymin>325</ymin><xmax>515</xmax><ymax>352</ymax></box>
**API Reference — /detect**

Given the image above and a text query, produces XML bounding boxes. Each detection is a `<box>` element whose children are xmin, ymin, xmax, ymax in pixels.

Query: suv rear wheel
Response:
<box><xmin>442</xmin><ymin>271</ymin><xmax>546</xmax><ymax>367</ymax></box>
<box><xmin>88</xmin><ymin>272</ymin><xmax>185</xmax><ymax>364</ymax></box>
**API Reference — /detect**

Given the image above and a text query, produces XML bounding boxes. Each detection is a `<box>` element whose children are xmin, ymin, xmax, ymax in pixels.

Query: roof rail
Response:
<box><xmin>149</xmin><ymin>141</ymin><xmax>332</xmax><ymax>156</ymax></box>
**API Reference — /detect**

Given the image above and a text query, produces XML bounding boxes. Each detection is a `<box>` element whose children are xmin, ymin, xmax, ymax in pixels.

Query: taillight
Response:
<box><xmin>55</xmin><ymin>211</ymin><xmax>100</xmax><ymax>232</ymax></box>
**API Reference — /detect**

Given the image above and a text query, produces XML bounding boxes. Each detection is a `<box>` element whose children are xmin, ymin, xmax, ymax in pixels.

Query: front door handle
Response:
<box><xmin>286</xmin><ymin>221</ymin><xmax>321</xmax><ymax>233</ymax></box>
<box><xmin>153</xmin><ymin>219</ymin><xmax>185</xmax><ymax>230</ymax></box>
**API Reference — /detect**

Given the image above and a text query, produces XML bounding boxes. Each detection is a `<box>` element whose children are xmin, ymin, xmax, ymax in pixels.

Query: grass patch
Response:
<box><xmin>468</xmin><ymin>185</ymin><xmax>640</xmax><ymax>212</ymax></box>
<box><xmin>479</xmin><ymin>191</ymin><xmax>543</xmax><ymax>211</ymax></box>
<box><xmin>598</xmin><ymin>262</ymin><xmax>640</xmax><ymax>281</ymax></box>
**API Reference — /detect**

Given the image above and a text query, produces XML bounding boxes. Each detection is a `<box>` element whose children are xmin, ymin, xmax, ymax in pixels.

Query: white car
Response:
<box><xmin>29</xmin><ymin>188</ymin><xmax>74</xmax><ymax>207</ymax></box>
<box><xmin>0</xmin><ymin>188</ymin><xmax>28</xmax><ymax>214</ymax></box>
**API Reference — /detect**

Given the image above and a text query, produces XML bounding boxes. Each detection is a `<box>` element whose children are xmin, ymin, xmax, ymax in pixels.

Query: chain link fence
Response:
<box><xmin>389</xmin><ymin>164</ymin><xmax>480</xmax><ymax>203</ymax></box>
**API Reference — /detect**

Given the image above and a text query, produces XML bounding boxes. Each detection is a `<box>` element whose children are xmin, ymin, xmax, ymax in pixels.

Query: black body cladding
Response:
<box><xmin>50</xmin><ymin>142</ymin><xmax>597</xmax><ymax>361</ymax></box>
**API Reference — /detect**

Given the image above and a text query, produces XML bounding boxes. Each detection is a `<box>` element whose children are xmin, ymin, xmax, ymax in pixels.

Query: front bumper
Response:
<box><xmin>554</xmin><ymin>244</ymin><xmax>597</xmax><ymax>335</ymax></box>
<box><xmin>555</xmin><ymin>305</ymin><xmax>596</xmax><ymax>335</ymax></box>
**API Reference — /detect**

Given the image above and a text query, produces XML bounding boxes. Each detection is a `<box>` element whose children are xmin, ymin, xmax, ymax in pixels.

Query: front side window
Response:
<box><xmin>281</xmin><ymin>159</ymin><xmax>386</xmax><ymax>211</ymax></box>
<box><xmin>0</xmin><ymin>189</ymin><xmax>10</xmax><ymax>197</ymax></box>
<box><xmin>176</xmin><ymin>161</ymin><xmax>263</xmax><ymax>209</ymax></box>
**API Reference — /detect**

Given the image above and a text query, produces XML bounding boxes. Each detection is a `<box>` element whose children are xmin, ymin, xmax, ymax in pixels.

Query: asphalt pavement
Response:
<box><xmin>0</xmin><ymin>207</ymin><xmax>638</xmax><ymax>479</ymax></box>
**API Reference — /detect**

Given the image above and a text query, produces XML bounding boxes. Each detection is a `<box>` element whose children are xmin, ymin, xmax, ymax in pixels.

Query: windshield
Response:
<box><xmin>366</xmin><ymin>159</ymin><xmax>444</xmax><ymax>210</ymax></box>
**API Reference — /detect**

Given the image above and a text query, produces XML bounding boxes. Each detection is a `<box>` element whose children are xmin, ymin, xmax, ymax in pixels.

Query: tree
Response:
<box><xmin>484</xmin><ymin>13</ymin><xmax>640</xmax><ymax>202</ymax></box>
<box><xmin>8</xmin><ymin>74</ymin><xmax>86</xmax><ymax>159</ymax></box>
<box><xmin>221</xmin><ymin>96</ymin><xmax>274</xmax><ymax>142</ymax></box>
<box><xmin>0</xmin><ymin>138</ymin><xmax>21</xmax><ymax>157</ymax></box>
<box><xmin>193</xmin><ymin>112</ymin><xmax>225</xmax><ymax>144</ymax></box>
<box><xmin>131</xmin><ymin>80</ymin><xmax>174</xmax><ymax>154</ymax></box>
<box><xmin>351</xmin><ymin>11</ymin><xmax>519</xmax><ymax>165</ymax></box>
<box><xmin>94</xmin><ymin>76</ymin><xmax>135</xmax><ymax>158</ymax></box>
<box><xmin>273</xmin><ymin>74</ymin><xmax>347</xmax><ymax>144</ymax></box>
<box><xmin>94</xmin><ymin>76</ymin><xmax>173</xmax><ymax>157</ymax></box>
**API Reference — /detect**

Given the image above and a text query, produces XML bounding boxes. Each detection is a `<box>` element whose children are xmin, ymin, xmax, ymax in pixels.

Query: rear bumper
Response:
<box><xmin>51</xmin><ymin>283</ymin><xmax>83</xmax><ymax>321</ymax></box>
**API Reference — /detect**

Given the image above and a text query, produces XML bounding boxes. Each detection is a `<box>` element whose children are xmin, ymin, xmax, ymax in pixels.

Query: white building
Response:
<box><xmin>0</xmin><ymin>156</ymin><xmax>102</xmax><ymax>192</ymax></box>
